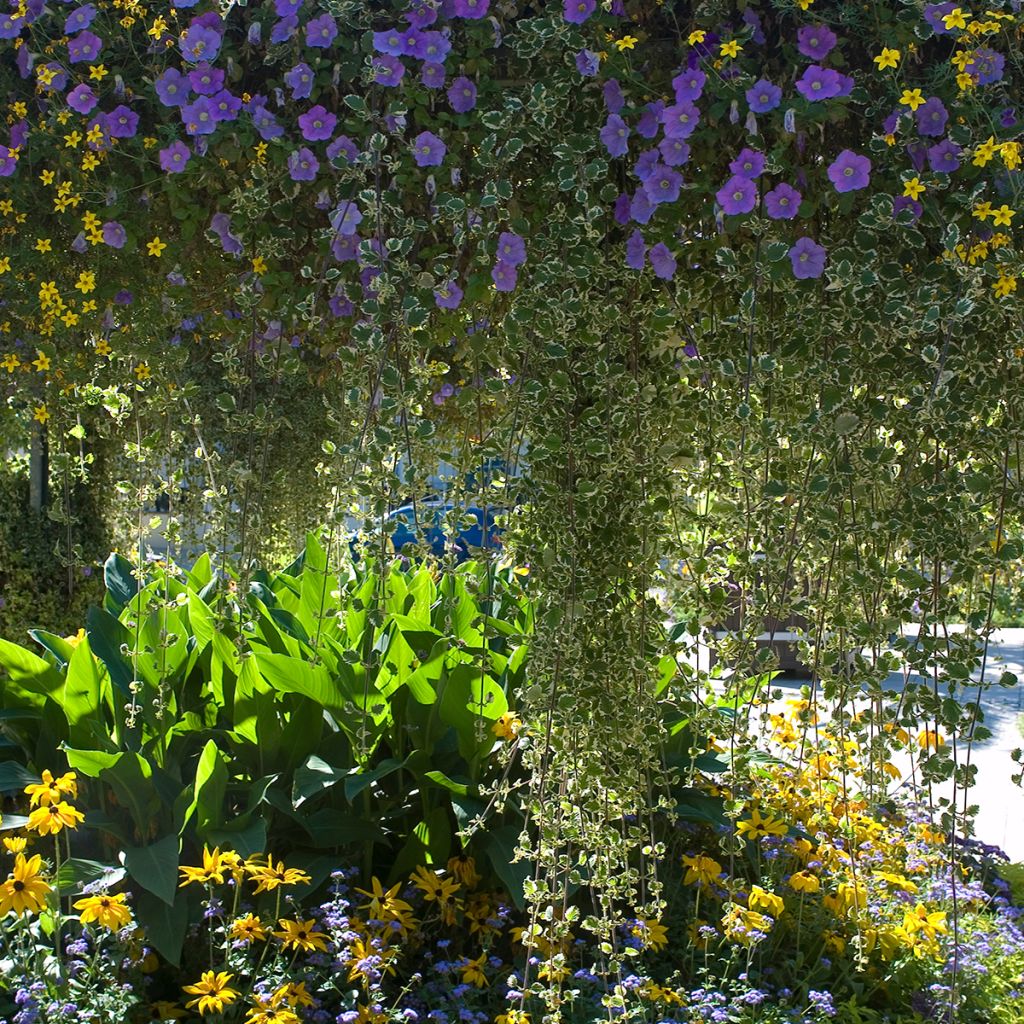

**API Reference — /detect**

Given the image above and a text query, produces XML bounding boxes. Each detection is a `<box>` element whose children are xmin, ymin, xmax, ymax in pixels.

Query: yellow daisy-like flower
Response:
<box><xmin>873</xmin><ymin>47</ymin><xmax>900</xmax><ymax>69</ymax></box>
<box><xmin>460</xmin><ymin>952</ymin><xmax>489</xmax><ymax>988</ymax></box>
<box><xmin>229</xmin><ymin>913</ymin><xmax>268</xmax><ymax>944</ymax></box>
<box><xmin>3</xmin><ymin>837</ymin><xmax>28</xmax><ymax>854</ymax></box>
<box><xmin>0</xmin><ymin>853</ymin><xmax>51</xmax><ymax>916</ymax></box>
<box><xmin>736</xmin><ymin>807</ymin><xmax>788</xmax><ymax>840</ymax></box>
<box><xmin>632</xmin><ymin>917</ymin><xmax>668</xmax><ymax>951</ymax></box>
<box><xmin>246</xmin><ymin>855</ymin><xmax>311</xmax><ymax>894</ymax></box>
<box><xmin>902</xmin><ymin>177</ymin><xmax>926</xmax><ymax>200</ymax></box>
<box><xmin>492</xmin><ymin>712</ymin><xmax>522</xmax><ymax>741</ymax></box>
<box><xmin>178</xmin><ymin>846</ymin><xmax>227</xmax><ymax>887</ymax></box>
<box><xmin>614</xmin><ymin>35</ymin><xmax>637</xmax><ymax>51</ymax></box>
<box><xmin>719</xmin><ymin>39</ymin><xmax>741</xmax><ymax>58</ymax></box>
<box><xmin>789</xmin><ymin>871</ymin><xmax>821</xmax><ymax>894</ymax></box>
<box><xmin>74</xmin><ymin>891</ymin><xmax>133</xmax><ymax>930</ymax></box>
<box><xmin>687</xmin><ymin>29</ymin><xmax>706</xmax><ymax>45</ymax></box>
<box><xmin>182</xmin><ymin>971</ymin><xmax>239</xmax><ymax>1016</ymax></box>
<box><xmin>26</xmin><ymin>800</ymin><xmax>83</xmax><ymax>836</ymax></box>
<box><xmin>252</xmin><ymin>255</ymin><xmax>268</xmax><ymax>275</ymax></box>
<box><xmin>942</xmin><ymin>7</ymin><xmax>969</xmax><ymax>30</ymax></box>
<box><xmin>34</xmin><ymin>237</ymin><xmax>52</xmax><ymax>253</ymax></box>
<box><xmin>146</xmin><ymin>237</ymin><xmax>167</xmax><ymax>257</ymax></box>
<box><xmin>898</xmin><ymin>88</ymin><xmax>925</xmax><ymax>111</ymax></box>
<box><xmin>748</xmin><ymin>885</ymin><xmax>785</xmax><ymax>917</ymax></box>
<box><xmin>682</xmin><ymin>853</ymin><xmax>722</xmax><ymax>886</ymax></box>
<box><xmin>273</xmin><ymin>917</ymin><xmax>329</xmax><ymax>953</ymax></box>
<box><xmin>33</xmin><ymin>405</ymin><xmax>50</xmax><ymax>425</ymax></box>
<box><xmin>991</xmin><ymin>204</ymin><xmax>1016</xmax><ymax>227</ymax></box>
<box><xmin>24</xmin><ymin>770</ymin><xmax>77</xmax><ymax>808</ymax></box>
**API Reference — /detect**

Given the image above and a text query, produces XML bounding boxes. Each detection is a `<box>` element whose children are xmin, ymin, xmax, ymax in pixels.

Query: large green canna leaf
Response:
<box><xmin>62</xmin><ymin>638</ymin><xmax>112</xmax><ymax>750</ymax></box>
<box><xmin>124</xmin><ymin>834</ymin><xmax>180</xmax><ymax>906</ymax></box>
<box><xmin>0</xmin><ymin>638</ymin><xmax>65</xmax><ymax>708</ymax></box>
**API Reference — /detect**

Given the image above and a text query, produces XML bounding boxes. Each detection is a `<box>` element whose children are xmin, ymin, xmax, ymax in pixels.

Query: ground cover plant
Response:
<box><xmin>2</xmin><ymin>0</ymin><xmax>1024</xmax><ymax>1020</ymax></box>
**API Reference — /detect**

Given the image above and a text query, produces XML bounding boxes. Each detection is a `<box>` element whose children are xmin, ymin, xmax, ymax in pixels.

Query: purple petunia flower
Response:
<box><xmin>729</xmin><ymin>148</ymin><xmax>764</xmax><ymax>179</ymax></box>
<box><xmin>965</xmin><ymin>47</ymin><xmax>1005</xmax><ymax>85</ymax></box>
<box><xmin>64</xmin><ymin>4</ymin><xmax>96</xmax><ymax>33</ymax></box>
<box><xmin>66</xmin><ymin>83</ymin><xmax>97</xmax><ymax>114</ymax></box>
<box><xmin>915</xmin><ymin>96</ymin><xmax>948</xmax><ymax>137</ymax></box>
<box><xmin>270</xmin><ymin>15</ymin><xmax>297</xmax><ymax>43</ymax></box>
<box><xmin>497</xmin><ymin>231</ymin><xmax>526</xmax><ymax>266</ymax></box>
<box><xmin>905</xmin><ymin>141</ymin><xmax>928</xmax><ymax>173</ymax></box>
<box><xmin>649</xmin><ymin>243</ymin><xmax>676</xmax><ymax>280</ymax></box>
<box><xmin>299</xmin><ymin>105</ymin><xmax>337</xmax><ymax>141</ymax></box>
<box><xmin>827</xmin><ymin>149</ymin><xmax>871</xmax><ymax>192</ymax></box>
<box><xmin>306</xmin><ymin>13</ymin><xmax>337</xmax><ymax>47</ymax></box>
<box><xmin>275</xmin><ymin>0</ymin><xmax>302</xmax><ymax>15</ymax></box>
<box><xmin>893</xmin><ymin>195</ymin><xmax>923</xmax><ymax>221</ymax></box>
<box><xmin>107</xmin><ymin>105</ymin><xmax>138</xmax><ymax>139</ymax></box>
<box><xmin>288</xmin><ymin>147</ymin><xmax>319</xmax><ymax>181</ymax></box>
<box><xmin>327</xmin><ymin>135</ymin><xmax>359</xmax><ymax>163</ymax></box>
<box><xmin>420</xmin><ymin>31</ymin><xmax>451</xmax><ymax>63</ymax></box>
<box><xmin>1000</xmin><ymin>107</ymin><xmax>1016</xmax><ymax>128</ymax></box>
<box><xmin>448</xmin><ymin>76</ymin><xmax>477</xmax><ymax>113</ymax></box>
<box><xmin>659</xmin><ymin>137</ymin><xmax>690</xmax><ymax>167</ymax></box>
<box><xmin>613</xmin><ymin>193</ymin><xmax>631</xmax><ymax>224</ymax></box>
<box><xmin>625</xmin><ymin>229</ymin><xmax>646</xmax><ymax>270</ymax></box>
<box><xmin>210</xmin><ymin>90</ymin><xmax>241</xmax><ymax>122</ymax></box>
<box><xmin>643</xmin><ymin>164</ymin><xmax>683</xmax><ymax>205</ymax></box>
<box><xmin>405</xmin><ymin>1</ymin><xmax>437</xmax><ymax>28</ymax></box>
<box><xmin>764</xmin><ymin>183</ymin><xmax>801</xmax><ymax>220</ymax></box>
<box><xmin>600</xmin><ymin>114</ymin><xmax>630</xmax><ymax>158</ymax></box>
<box><xmin>630</xmin><ymin>188</ymin><xmax>654</xmax><ymax>225</ymax></box>
<box><xmin>67</xmin><ymin>30</ymin><xmax>102</xmax><ymax>63</ymax></box>
<box><xmin>372</xmin><ymin>54</ymin><xmax>405</xmax><ymax>87</ymax></box>
<box><xmin>634</xmin><ymin>149</ymin><xmax>660</xmax><ymax>181</ymax></box>
<box><xmin>329</xmin><ymin>294</ymin><xmax>354</xmax><ymax>318</ymax></box>
<box><xmin>662</xmin><ymin>101</ymin><xmax>700</xmax><ymax>139</ymax></box>
<box><xmin>155</xmin><ymin>68</ymin><xmax>191</xmax><ymax>107</ymax></box>
<box><xmin>636</xmin><ymin>101</ymin><xmax>664</xmax><ymax>140</ymax></box>
<box><xmin>434</xmin><ymin>281</ymin><xmax>463</xmax><ymax>309</ymax></box>
<box><xmin>373</xmin><ymin>28</ymin><xmax>405</xmax><ymax>56</ymax></box>
<box><xmin>576</xmin><ymin>50</ymin><xmax>599</xmax><ymax>76</ymax></box>
<box><xmin>210</xmin><ymin>212</ymin><xmax>243</xmax><ymax>255</ymax></box>
<box><xmin>746</xmin><ymin>79</ymin><xmax>781</xmax><ymax>114</ymax></box>
<box><xmin>421</xmin><ymin>63</ymin><xmax>445</xmax><ymax>88</ymax></box>
<box><xmin>797</xmin><ymin>24</ymin><xmax>837</xmax><ymax>61</ymax></box>
<box><xmin>491</xmin><ymin>261</ymin><xmax>517</xmax><ymax>291</ymax></box>
<box><xmin>330</xmin><ymin>201</ymin><xmax>362</xmax><ymax>235</ymax></box>
<box><xmin>563</xmin><ymin>0</ymin><xmax>596</xmax><ymax>23</ymax></box>
<box><xmin>102</xmin><ymin>221</ymin><xmax>126</xmax><ymax>248</ymax></box>
<box><xmin>182</xmin><ymin>96</ymin><xmax>218</xmax><ymax>135</ymax></box>
<box><xmin>189</xmin><ymin>63</ymin><xmax>224</xmax><ymax>95</ymax></box>
<box><xmin>0</xmin><ymin>12</ymin><xmax>22</xmax><ymax>38</ymax></box>
<box><xmin>412</xmin><ymin>131</ymin><xmax>445</xmax><ymax>167</ymax></box>
<box><xmin>0</xmin><ymin>145</ymin><xmax>18</xmax><ymax>177</ymax></box>
<box><xmin>796</xmin><ymin>65</ymin><xmax>842</xmax><ymax>101</ymax></box>
<box><xmin>789</xmin><ymin>237</ymin><xmax>826</xmax><ymax>279</ymax></box>
<box><xmin>672</xmin><ymin>68</ymin><xmax>706</xmax><ymax>102</ymax></box>
<box><xmin>453</xmin><ymin>0</ymin><xmax>489</xmax><ymax>17</ymax></box>
<box><xmin>159</xmin><ymin>140</ymin><xmax>191</xmax><ymax>173</ymax></box>
<box><xmin>927</xmin><ymin>138</ymin><xmax>961</xmax><ymax>173</ymax></box>
<box><xmin>180</xmin><ymin>23</ymin><xmax>221</xmax><ymax>63</ymax></box>
<box><xmin>717</xmin><ymin>175</ymin><xmax>757</xmax><ymax>215</ymax></box>
<box><xmin>284</xmin><ymin>62</ymin><xmax>314</xmax><ymax>100</ymax></box>
<box><xmin>603</xmin><ymin>79</ymin><xmax>625</xmax><ymax>114</ymax></box>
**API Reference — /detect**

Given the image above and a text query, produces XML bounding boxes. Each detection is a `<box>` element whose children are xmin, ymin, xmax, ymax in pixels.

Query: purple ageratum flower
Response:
<box><xmin>600</xmin><ymin>114</ymin><xmax>630</xmax><ymax>158</ymax></box>
<box><xmin>327</xmin><ymin>135</ymin><xmax>359</xmax><ymax>162</ymax></box>
<box><xmin>625</xmin><ymin>229</ymin><xmax>646</xmax><ymax>270</ymax></box>
<box><xmin>672</xmin><ymin>67</ymin><xmax>706</xmax><ymax>102</ymax></box>
<box><xmin>827</xmin><ymin>149</ymin><xmax>871</xmax><ymax>192</ymax></box>
<box><xmin>915</xmin><ymin>96</ymin><xmax>948</xmax><ymax>137</ymax></box>
<box><xmin>927</xmin><ymin>138</ymin><xmax>961</xmax><ymax>173</ymax></box>
<box><xmin>67</xmin><ymin>30</ymin><xmax>101</xmax><ymax>63</ymax></box>
<box><xmin>288</xmin><ymin>147</ymin><xmax>319</xmax><ymax>181</ymax></box>
<box><xmin>210</xmin><ymin>212</ymin><xmax>243</xmax><ymax>255</ymax></box>
<box><xmin>189</xmin><ymin>63</ymin><xmax>224</xmax><ymax>95</ymax></box>
<box><xmin>372</xmin><ymin>55</ymin><xmax>405</xmax><ymax>87</ymax></box>
<box><xmin>649</xmin><ymin>243</ymin><xmax>677</xmax><ymax>281</ymax></box>
<box><xmin>299</xmin><ymin>104</ymin><xmax>337</xmax><ymax>141</ymax></box>
<box><xmin>643</xmin><ymin>164</ymin><xmax>683</xmax><ymax>205</ymax></box>
<box><xmin>434</xmin><ymin>281</ymin><xmax>463</xmax><ymax>309</ymax></box>
<box><xmin>965</xmin><ymin>47</ymin><xmax>1005</xmax><ymax>85</ymax></box>
<box><xmin>182</xmin><ymin>96</ymin><xmax>218</xmax><ymax>135</ymax></box>
<box><xmin>159</xmin><ymin>140</ymin><xmax>191</xmax><ymax>173</ymax></box>
<box><xmin>603</xmin><ymin>79</ymin><xmax>625</xmax><ymax>114</ymax></box>
<box><xmin>491</xmin><ymin>261</ymin><xmax>517</xmax><ymax>291</ymax></box>
<box><xmin>64</xmin><ymin>4</ymin><xmax>96</xmax><ymax>33</ymax></box>
<box><xmin>729</xmin><ymin>148</ymin><xmax>764</xmax><ymax>179</ymax></box>
<box><xmin>448</xmin><ymin>76</ymin><xmax>477</xmax><ymax>113</ymax></box>
<box><xmin>421</xmin><ymin>63</ymin><xmax>445</xmax><ymax>88</ymax></box>
<box><xmin>107</xmin><ymin>104</ymin><xmax>138</xmax><ymax>139</ymax></box>
<box><xmin>284</xmin><ymin>62</ymin><xmax>314</xmax><ymax>100</ymax></box>
<box><xmin>796</xmin><ymin>65</ymin><xmax>842</xmax><ymax>101</ymax></box>
<box><xmin>155</xmin><ymin>68</ymin><xmax>191</xmax><ymax>107</ymax></box>
<box><xmin>923</xmin><ymin>3</ymin><xmax>957</xmax><ymax>35</ymax></box>
<box><xmin>496</xmin><ymin>231</ymin><xmax>526</xmax><ymax>266</ymax></box>
<box><xmin>66</xmin><ymin>83</ymin><xmax>97</xmax><ymax>114</ymax></box>
<box><xmin>789</xmin><ymin>237</ymin><xmax>826</xmax><ymax>279</ymax></box>
<box><xmin>180</xmin><ymin>24</ymin><xmax>221</xmax><ymax>63</ymax></box>
<box><xmin>717</xmin><ymin>175</ymin><xmax>757</xmax><ymax>215</ymax></box>
<box><xmin>659</xmin><ymin>137</ymin><xmax>690</xmax><ymax>167</ymax></box>
<box><xmin>412</xmin><ymin>131</ymin><xmax>445</xmax><ymax>167</ymax></box>
<box><xmin>452</xmin><ymin>0</ymin><xmax>489</xmax><ymax>18</ymax></box>
<box><xmin>102</xmin><ymin>221</ymin><xmax>126</xmax><ymax>248</ymax></box>
<box><xmin>307</xmin><ymin>13</ymin><xmax>337</xmax><ymax>47</ymax></box>
<box><xmin>764</xmin><ymin>183</ymin><xmax>801</xmax><ymax>220</ymax></box>
<box><xmin>797</xmin><ymin>24</ymin><xmax>837</xmax><ymax>61</ymax></box>
<box><xmin>893</xmin><ymin>195</ymin><xmax>923</xmax><ymax>221</ymax></box>
<box><xmin>563</xmin><ymin>0</ymin><xmax>596</xmax><ymax>23</ymax></box>
<box><xmin>662</xmin><ymin>101</ymin><xmax>700</xmax><ymax>139</ymax></box>
<box><xmin>746</xmin><ymin>79</ymin><xmax>782</xmax><ymax>113</ymax></box>
<box><xmin>576</xmin><ymin>49</ymin><xmax>599</xmax><ymax>77</ymax></box>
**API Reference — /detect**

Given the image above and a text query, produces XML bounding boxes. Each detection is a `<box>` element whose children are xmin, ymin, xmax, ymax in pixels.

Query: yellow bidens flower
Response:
<box><xmin>973</xmin><ymin>136</ymin><xmax>998</xmax><ymax>166</ymax></box>
<box><xmin>942</xmin><ymin>7</ymin><xmax>969</xmax><ymax>30</ymax></box>
<box><xmin>903</xmin><ymin>177</ymin><xmax>926</xmax><ymax>200</ymax></box>
<box><xmin>183</xmin><ymin>971</ymin><xmax>239</xmax><ymax>1016</ymax></box>
<box><xmin>252</xmin><ymin>255</ymin><xmax>268</xmax><ymax>275</ymax></box>
<box><xmin>146</xmin><ymin>237</ymin><xmax>167</xmax><ymax>257</ymax></box>
<box><xmin>74</xmin><ymin>891</ymin><xmax>133</xmax><ymax>930</ymax></box>
<box><xmin>33</xmin><ymin>405</ymin><xmax>50</xmax><ymax>425</ymax></box>
<box><xmin>898</xmin><ymin>88</ymin><xmax>925</xmax><ymax>112</ymax></box>
<box><xmin>0</xmin><ymin>853</ymin><xmax>51</xmax><ymax>916</ymax></box>
<box><xmin>719</xmin><ymin>39</ymin><xmax>741</xmax><ymax>58</ymax></box>
<box><xmin>25</xmin><ymin>770</ymin><xmax>78</xmax><ymax>807</ymax></box>
<box><xmin>34</xmin><ymin>237</ymin><xmax>52</xmax><ymax>253</ymax></box>
<box><xmin>873</xmin><ymin>47</ymin><xmax>900</xmax><ymax>69</ymax></box>
<box><xmin>993</xmin><ymin>273</ymin><xmax>1017</xmax><ymax>298</ymax></box>
<box><xmin>274</xmin><ymin>917</ymin><xmax>329</xmax><ymax>953</ymax></box>
<box><xmin>614</xmin><ymin>35</ymin><xmax>637</xmax><ymax>51</ymax></box>
<box><xmin>991</xmin><ymin>204</ymin><xmax>1016</xmax><ymax>227</ymax></box>
<box><xmin>687</xmin><ymin>29</ymin><xmax>706</xmax><ymax>45</ymax></box>
<box><xmin>75</xmin><ymin>270</ymin><xmax>96</xmax><ymax>294</ymax></box>
<box><xmin>492</xmin><ymin>712</ymin><xmax>522</xmax><ymax>740</ymax></box>
<box><xmin>27</xmin><ymin>800</ymin><xmax>84</xmax><ymax>835</ymax></box>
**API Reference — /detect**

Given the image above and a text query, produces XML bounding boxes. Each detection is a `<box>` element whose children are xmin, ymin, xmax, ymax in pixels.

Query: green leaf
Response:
<box><xmin>104</xmin><ymin>552</ymin><xmax>139</xmax><ymax>611</ymax></box>
<box><xmin>482</xmin><ymin>824</ymin><xmax>530</xmax><ymax>908</ymax></box>
<box><xmin>124</xmin><ymin>834</ymin><xmax>180</xmax><ymax>906</ymax></box>
<box><xmin>135</xmin><ymin>889</ymin><xmax>189</xmax><ymax>965</ymax></box>
<box><xmin>56</xmin><ymin>858</ymin><xmax>125</xmax><ymax>894</ymax></box>
<box><xmin>0</xmin><ymin>762</ymin><xmax>40</xmax><ymax>793</ymax></box>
